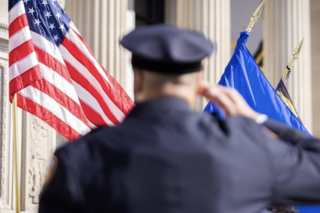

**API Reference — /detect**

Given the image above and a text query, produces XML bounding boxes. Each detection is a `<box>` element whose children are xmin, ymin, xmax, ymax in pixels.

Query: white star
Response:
<box><xmin>45</xmin><ymin>11</ymin><xmax>52</xmax><ymax>18</ymax></box>
<box><xmin>48</xmin><ymin>23</ymin><xmax>55</xmax><ymax>30</ymax></box>
<box><xmin>34</xmin><ymin>19</ymin><xmax>41</xmax><ymax>26</ymax></box>
<box><xmin>28</xmin><ymin>7</ymin><xmax>35</xmax><ymax>15</ymax></box>
<box><xmin>42</xmin><ymin>0</ymin><xmax>48</xmax><ymax>6</ymax></box>
<box><xmin>23</xmin><ymin>0</ymin><xmax>30</xmax><ymax>4</ymax></box>
<box><xmin>59</xmin><ymin>24</ymin><xmax>65</xmax><ymax>31</ymax></box>
<box><xmin>56</xmin><ymin>13</ymin><xmax>61</xmax><ymax>19</ymax></box>
<box><xmin>53</xmin><ymin>35</ymin><xmax>59</xmax><ymax>41</ymax></box>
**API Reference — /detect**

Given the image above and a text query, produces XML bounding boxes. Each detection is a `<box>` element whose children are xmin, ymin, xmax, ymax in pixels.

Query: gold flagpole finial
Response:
<box><xmin>246</xmin><ymin>0</ymin><xmax>265</xmax><ymax>32</ymax></box>
<box><xmin>282</xmin><ymin>38</ymin><xmax>305</xmax><ymax>84</ymax></box>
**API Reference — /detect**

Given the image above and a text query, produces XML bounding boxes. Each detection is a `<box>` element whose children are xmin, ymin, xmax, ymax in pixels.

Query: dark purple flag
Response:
<box><xmin>276</xmin><ymin>80</ymin><xmax>301</xmax><ymax>122</ymax></box>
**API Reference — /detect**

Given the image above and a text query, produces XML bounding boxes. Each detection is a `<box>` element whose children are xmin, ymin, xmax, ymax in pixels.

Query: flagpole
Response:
<box><xmin>246</xmin><ymin>0</ymin><xmax>265</xmax><ymax>32</ymax></box>
<box><xmin>282</xmin><ymin>38</ymin><xmax>304</xmax><ymax>85</ymax></box>
<box><xmin>12</xmin><ymin>94</ymin><xmax>21</xmax><ymax>213</ymax></box>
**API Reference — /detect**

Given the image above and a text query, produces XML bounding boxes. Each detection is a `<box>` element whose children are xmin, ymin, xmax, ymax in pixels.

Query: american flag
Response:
<box><xmin>8</xmin><ymin>0</ymin><xmax>134</xmax><ymax>140</ymax></box>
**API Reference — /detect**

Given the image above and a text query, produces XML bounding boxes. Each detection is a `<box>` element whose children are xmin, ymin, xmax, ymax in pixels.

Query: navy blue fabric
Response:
<box><xmin>295</xmin><ymin>206</ymin><xmax>320</xmax><ymax>213</ymax></box>
<box><xmin>10</xmin><ymin>0</ymin><xmax>71</xmax><ymax>46</ymax></box>
<box><xmin>121</xmin><ymin>24</ymin><xmax>214</xmax><ymax>63</ymax></box>
<box><xmin>204</xmin><ymin>31</ymin><xmax>320</xmax><ymax>212</ymax></box>
<box><xmin>204</xmin><ymin>32</ymin><xmax>311</xmax><ymax>137</ymax></box>
<box><xmin>39</xmin><ymin>97</ymin><xmax>320</xmax><ymax>213</ymax></box>
<box><xmin>8</xmin><ymin>0</ymin><xmax>21</xmax><ymax>11</ymax></box>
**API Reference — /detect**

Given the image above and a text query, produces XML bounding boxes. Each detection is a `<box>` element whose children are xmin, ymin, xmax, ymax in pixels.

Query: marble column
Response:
<box><xmin>0</xmin><ymin>0</ymin><xmax>14</xmax><ymax>211</ymax></box>
<box><xmin>310</xmin><ymin>0</ymin><xmax>320</xmax><ymax>137</ymax></box>
<box><xmin>264</xmin><ymin>0</ymin><xmax>312</xmax><ymax>132</ymax></box>
<box><xmin>65</xmin><ymin>0</ymin><xmax>133</xmax><ymax>97</ymax></box>
<box><xmin>165</xmin><ymin>0</ymin><xmax>231</xmax><ymax>110</ymax></box>
<box><xmin>20</xmin><ymin>114</ymin><xmax>56</xmax><ymax>212</ymax></box>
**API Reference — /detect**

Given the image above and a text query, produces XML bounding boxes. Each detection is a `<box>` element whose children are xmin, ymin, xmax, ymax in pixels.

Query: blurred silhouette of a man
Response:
<box><xmin>39</xmin><ymin>24</ymin><xmax>320</xmax><ymax>213</ymax></box>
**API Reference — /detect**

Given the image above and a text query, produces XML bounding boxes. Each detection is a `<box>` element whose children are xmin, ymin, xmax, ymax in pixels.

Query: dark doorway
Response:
<box><xmin>134</xmin><ymin>0</ymin><xmax>165</xmax><ymax>26</ymax></box>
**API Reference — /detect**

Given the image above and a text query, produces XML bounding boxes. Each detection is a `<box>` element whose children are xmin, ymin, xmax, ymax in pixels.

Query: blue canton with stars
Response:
<box><xmin>9</xmin><ymin>0</ymin><xmax>72</xmax><ymax>46</ymax></box>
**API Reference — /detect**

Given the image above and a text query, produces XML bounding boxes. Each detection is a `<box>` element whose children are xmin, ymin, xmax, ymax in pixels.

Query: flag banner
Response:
<box><xmin>204</xmin><ymin>31</ymin><xmax>320</xmax><ymax>213</ymax></box>
<box><xmin>8</xmin><ymin>0</ymin><xmax>134</xmax><ymax>140</ymax></box>
<box><xmin>294</xmin><ymin>206</ymin><xmax>320</xmax><ymax>213</ymax></box>
<box><xmin>204</xmin><ymin>31</ymin><xmax>311</xmax><ymax>137</ymax></box>
<box><xmin>275</xmin><ymin>79</ymin><xmax>301</xmax><ymax>122</ymax></box>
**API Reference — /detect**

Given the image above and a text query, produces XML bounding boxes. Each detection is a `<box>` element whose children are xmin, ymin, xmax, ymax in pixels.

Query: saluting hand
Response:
<box><xmin>200</xmin><ymin>81</ymin><xmax>261</xmax><ymax>121</ymax></box>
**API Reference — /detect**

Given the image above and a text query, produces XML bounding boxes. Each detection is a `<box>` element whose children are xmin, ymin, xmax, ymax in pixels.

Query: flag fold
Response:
<box><xmin>204</xmin><ymin>31</ymin><xmax>310</xmax><ymax>136</ymax></box>
<box><xmin>8</xmin><ymin>0</ymin><xmax>134</xmax><ymax>140</ymax></box>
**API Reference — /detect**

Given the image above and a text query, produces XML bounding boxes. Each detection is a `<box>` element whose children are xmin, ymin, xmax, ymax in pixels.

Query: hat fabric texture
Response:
<box><xmin>120</xmin><ymin>24</ymin><xmax>214</xmax><ymax>74</ymax></box>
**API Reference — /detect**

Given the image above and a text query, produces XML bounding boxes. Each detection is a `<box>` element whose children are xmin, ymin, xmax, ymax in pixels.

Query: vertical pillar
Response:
<box><xmin>0</xmin><ymin>0</ymin><xmax>13</xmax><ymax>210</ymax></box>
<box><xmin>310</xmin><ymin>0</ymin><xmax>320</xmax><ymax>136</ymax></box>
<box><xmin>21</xmin><ymin>114</ymin><xmax>56</xmax><ymax>212</ymax></box>
<box><xmin>264</xmin><ymin>0</ymin><xmax>312</xmax><ymax>132</ymax></box>
<box><xmin>165</xmin><ymin>0</ymin><xmax>231</xmax><ymax>109</ymax></box>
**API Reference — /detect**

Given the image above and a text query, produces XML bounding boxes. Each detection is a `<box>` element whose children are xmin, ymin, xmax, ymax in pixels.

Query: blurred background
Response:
<box><xmin>64</xmin><ymin>0</ymin><xmax>320</xmax><ymax>137</ymax></box>
<box><xmin>0</xmin><ymin>0</ymin><xmax>319</xmax><ymax>212</ymax></box>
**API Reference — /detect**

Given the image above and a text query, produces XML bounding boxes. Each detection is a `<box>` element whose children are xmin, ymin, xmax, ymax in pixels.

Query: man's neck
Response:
<box><xmin>137</xmin><ymin>85</ymin><xmax>196</xmax><ymax>108</ymax></box>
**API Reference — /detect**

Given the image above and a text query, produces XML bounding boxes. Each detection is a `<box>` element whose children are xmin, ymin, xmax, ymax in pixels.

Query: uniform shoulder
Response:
<box><xmin>225</xmin><ymin>116</ymin><xmax>266</xmax><ymax>137</ymax></box>
<box><xmin>225</xmin><ymin>116</ymin><xmax>259</xmax><ymax>126</ymax></box>
<box><xmin>54</xmin><ymin>127</ymin><xmax>112</xmax><ymax>161</ymax></box>
<box><xmin>195</xmin><ymin>114</ymin><xmax>260</xmax><ymax>140</ymax></box>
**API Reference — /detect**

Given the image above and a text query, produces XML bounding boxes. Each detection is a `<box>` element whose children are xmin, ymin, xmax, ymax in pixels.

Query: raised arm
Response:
<box><xmin>200</xmin><ymin>83</ymin><xmax>320</xmax><ymax>205</ymax></box>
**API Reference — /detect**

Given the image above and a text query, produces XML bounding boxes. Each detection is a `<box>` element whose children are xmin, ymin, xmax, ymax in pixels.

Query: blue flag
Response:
<box><xmin>204</xmin><ymin>31</ymin><xmax>311</xmax><ymax>137</ymax></box>
<box><xmin>204</xmin><ymin>31</ymin><xmax>320</xmax><ymax>213</ymax></box>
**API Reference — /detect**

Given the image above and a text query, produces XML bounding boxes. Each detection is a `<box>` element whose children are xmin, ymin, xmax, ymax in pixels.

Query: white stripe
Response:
<box><xmin>72</xmin><ymin>81</ymin><xmax>115</xmax><ymax>126</ymax></box>
<box><xmin>19</xmin><ymin>86</ymin><xmax>91</xmax><ymax>135</ymax></box>
<box><xmin>31</xmin><ymin>32</ymin><xmax>66</xmax><ymax>66</ymax></box>
<box><xmin>9</xmin><ymin>52</ymin><xmax>38</xmax><ymax>81</ymax></box>
<box><xmin>88</xmin><ymin>121</ymin><xmax>97</xmax><ymax>129</ymax></box>
<box><xmin>9</xmin><ymin>1</ymin><xmax>25</xmax><ymax>25</ymax></box>
<box><xmin>69</xmin><ymin>22</ymin><xmax>80</xmax><ymax>35</ymax></box>
<box><xmin>59</xmin><ymin>45</ymin><xmax>126</xmax><ymax>120</ymax></box>
<box><xmin>39</xmin><ymin>63</ymin><xmax>80</xmax><ymax>105</ymax></box>
<box><xmin>9</xmin><ymin>26</ymin><xmax>31</xmax><ymax>52</ymax></box>
<box><xmin>65</xmin><ymin>30</ymin><xmax>113</xmax><ymax>87</ymax></box>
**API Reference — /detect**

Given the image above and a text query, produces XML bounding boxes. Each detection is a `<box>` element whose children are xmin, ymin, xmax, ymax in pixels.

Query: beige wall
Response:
<box><xmin>311</xmin><ymin>0</ymin><xmax>320</xmax><ymax>136</ymax></box>
<box><xmin>264</xmin><ymin>0</ymin><xmax>313</xmax><ymax>133</ymax></box>
<box><xmin>166</xmin><ymin>0</ymin><xmax>231</xmax><ymax>110</ymax></box>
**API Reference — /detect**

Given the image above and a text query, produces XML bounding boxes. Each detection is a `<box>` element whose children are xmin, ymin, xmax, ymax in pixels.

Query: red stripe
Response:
<box><xmin>61</xmin><ymin>37</ymin><xmax>134</xmax><ymax>116</ymax></box>
<box><xmin>65</xmin><ymin>60</ymin><xmax>119</xmax><ymax>124</ymax></box>
<box><xmin>79</xmin><ymin>100</ymin><xmax>108</xmax><ymax>127</ymax></box>
<box><xmin>61</xmin><ymin>38</ymin><xmax>112</xmax><ymax>93</ymax></box>
<box><xmin>70</xmin><ymin>32</ymin><xmax>135</xmax><ymax>115</ymax></box>
<box><xmin>30</xmin><ymin>79</ymin><xmax>91</xmax><ymax>129</ymax></box>
<box><xmin>9</xmin><ymin>39</ymin><xmax>34</xmax><ymax>67</ymax></box>
<box><xmin>71</xmin><ymin>29</ymin><xmax>95</xmax><ymax>58</ymax></box>
<box><xmin>9</xmin><ymin>14</ymin><xmax>28</xmax><ymax>38</ymax></box>
<box><xmin>17</xmin><ymin>93</ymin><xmax>82</xmax><ymax>140</ymax></box>
<box><xmin>100</xmin><ymin>64</ymin><xmax>135</xmax><ymax>115</ymax></box>
<box><xmin>9</xmin><ymin>65</ymin><xmax>41</xmax><ymax>102</ymax></box>
<box><xmin>34</xmin><ymin>47</ymin><xmax>73</xmax><ymax>84</ymax></box>
<box><xmin>69</xmin><ymin>31</ymin><xmax>134</xmax><ymax>115</ymax></box>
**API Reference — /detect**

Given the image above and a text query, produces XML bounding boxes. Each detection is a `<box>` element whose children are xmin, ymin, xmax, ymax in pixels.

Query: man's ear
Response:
<box><xmin>134</xmin><ymin>69</ymin><xmax>144</xmax><ymax>94</ymax></box>
<box><xmin>196</xmin><ymin>71</ymin><xmax>204</xmax><ymax>95</ymax></box>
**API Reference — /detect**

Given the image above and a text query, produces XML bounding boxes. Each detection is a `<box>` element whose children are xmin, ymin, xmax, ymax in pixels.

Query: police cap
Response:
<box><xmin>120</xmin><ymin>24</ymin><xmax>214</xmax><ymax>74</ymax></box>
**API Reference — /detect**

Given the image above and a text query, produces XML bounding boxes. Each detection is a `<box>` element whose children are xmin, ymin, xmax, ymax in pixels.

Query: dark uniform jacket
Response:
<box><xmin>39</xmin><ymin>97</ymin><xmax>320</xmax><ymax>213</ymax></box>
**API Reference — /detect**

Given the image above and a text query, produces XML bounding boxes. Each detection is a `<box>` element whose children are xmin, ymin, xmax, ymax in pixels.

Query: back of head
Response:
<box><xmin>120</xmin><ymin>24</ymin><xmax>214</xmax><ymax>107</ymax></box>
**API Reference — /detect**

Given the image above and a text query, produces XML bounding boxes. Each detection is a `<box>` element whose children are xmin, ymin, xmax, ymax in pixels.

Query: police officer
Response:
<box><xmin>39</xmin><ymin>24</ymin><xmax>320</xmax><ymax>213</ymax></box>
